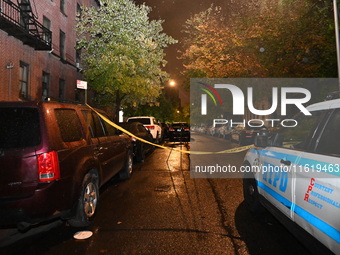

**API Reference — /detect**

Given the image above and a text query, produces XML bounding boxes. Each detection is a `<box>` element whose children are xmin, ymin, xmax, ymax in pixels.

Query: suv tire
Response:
<box><xmin>119</xmin><ymin>151</ymin><xmax>133</xmax><ymax>180</ymax></box>
<box><xmin>135</xmin><ymin>144</ymin><xmax>145</xmax><ymax>163</ymax></box>
<box><xmin>68</xmin><ymin>171</ymin><xmax>99</xmax><ymax>227</ymax></box>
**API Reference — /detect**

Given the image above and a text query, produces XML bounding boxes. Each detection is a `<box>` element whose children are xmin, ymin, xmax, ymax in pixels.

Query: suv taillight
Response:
<box><xmin>37</xmin><ymin>151</ymin><xmax>60</xmax><ymax>182</ymax></box>
<box><xmin>146</xmin><ymin>125</ymin><xmax>155</xmax><ymax>130</ymax></box>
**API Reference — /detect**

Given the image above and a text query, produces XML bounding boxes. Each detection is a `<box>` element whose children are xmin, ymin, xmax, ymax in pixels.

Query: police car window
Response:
<box><xmin>315</xmin><ymin>109</ymin><xmax>340</xmax><ymax>156</ymax></box>
<box><xmin>273</xmin><ymin>111</ymin><xmax>322</xmax><ymax>150</ymax></box>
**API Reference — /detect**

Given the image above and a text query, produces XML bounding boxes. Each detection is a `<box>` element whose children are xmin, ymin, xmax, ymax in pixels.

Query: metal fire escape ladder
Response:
<box><xmin>0</xmin><ymin>0</ymin><xmax>52</xmax><ymax>50</ymax></box>
<box><xmin>17</xmin><ymin>0</ymin><xmax>39</xmax><ymax>37</ymax></box>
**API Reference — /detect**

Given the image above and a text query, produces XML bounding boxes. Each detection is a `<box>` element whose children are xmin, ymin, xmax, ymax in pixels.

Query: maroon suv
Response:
<box><xmin>0</xmin><ymin>101</ymin><xmax>132</xmax><ymax>230</ymax></box>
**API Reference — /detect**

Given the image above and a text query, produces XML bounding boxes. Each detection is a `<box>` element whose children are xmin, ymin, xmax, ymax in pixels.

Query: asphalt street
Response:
<box><xmin>0</xmin><ymin>133</ymin><xmax>314</xmax><ymax>255</ymax></box>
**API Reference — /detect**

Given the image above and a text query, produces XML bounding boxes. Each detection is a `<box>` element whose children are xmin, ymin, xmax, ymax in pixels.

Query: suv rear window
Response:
<box><xmin>0</xmin><ymin>108</ymin><xmax>40</xmax><ymax>149</ymax></box>
<box><xmin>128</xmin><ymin>118</ymin><xmax>151</xmax><ymax>125</ymax></box>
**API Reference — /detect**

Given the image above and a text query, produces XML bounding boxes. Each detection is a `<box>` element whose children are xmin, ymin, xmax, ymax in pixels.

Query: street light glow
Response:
<box><xmin>169</xmin><ymin>80</ymin><xmax>176</xmax><ymax>87</ymax></box>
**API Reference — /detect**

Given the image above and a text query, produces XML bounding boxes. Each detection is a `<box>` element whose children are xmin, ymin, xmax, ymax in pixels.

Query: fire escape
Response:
<box><xmin>0</xmin><ymin>0</ymin><xmax>52</xmax><ymax>50</ymax></box>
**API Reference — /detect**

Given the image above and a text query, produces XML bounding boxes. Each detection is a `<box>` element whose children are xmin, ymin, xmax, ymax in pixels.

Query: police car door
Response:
<box><xmin>264</xmin><ymin>113</ymin><xmax>325</xmax><ymax>221</ymax></box>
<box><xmin>256</xmin><ymin>120</ymin><xmax>306</xmax><ymax>219</ymax></box>
<box><xmin>294</xmin><ymin>109</ymin><xmax>340</xmax><ymax>254</ymax></box>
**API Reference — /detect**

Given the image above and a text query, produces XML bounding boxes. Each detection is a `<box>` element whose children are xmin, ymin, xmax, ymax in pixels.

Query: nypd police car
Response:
<box><xmin>243</xmin><ymin>98</ymin><xmax>340</xmax><ymax>254</ymax></box>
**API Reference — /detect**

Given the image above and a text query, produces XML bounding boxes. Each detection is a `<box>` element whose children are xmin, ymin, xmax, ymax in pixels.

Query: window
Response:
<box><xmin>55</xmin><ymin>109</ymin><xmax>83</xmax><ymax>142</ymax></box>
<box><xmin>82</xmin><ymin>111</ymin><xmax>106</xmax><ymax>138</ymax></box>
<box><xmin>82</xmin><ymin>110</ymin><xmax>95</xmax><ymax>138</ymax></box>
<box><xmin>42</xmin><ymin>16</ymin><xmax>51</xmax><ymax>42</ymax></box>
<box><xmin>75</xmin><ymin>89</ymin><xmax>81</xmax><ymax>102</ymax></box>
<box><xmin>59</xmin><ymin>79</ymin><xmax>65</xmax><ymax>100</ymax></box>
<box><xmin>42</xmin><ymin>72</ymin><xmax>50</xmax><ymax>100</ymax></box>
<box><xmin>273</xmin><ymin>111</ymin><xmax>324</xmax><ymax>151</ymax></box>
<box><xmin>0</xmin><ymin>108</ymin><xmax>40</xmax><ymax>149</ymax></box>
<box><xmin>315</xmin><ymin>109</ymin><xmax>340</xmax><ymax>156</ymax></box>
<box><xmin>101</xmin><ymin>114</ymin><xmax>116</xmax><ymax>136</ymax></box>
<box><xmin>60</xmin><ymin>0</ymin><xmax>65</xmax><ymax>14</ymax></box>
<box><xmin>93</xmin><ymin>114</ymin><xmax>105</xmax><ymax>137</ymax></box>
<box><xmin>138</xmin><ymin>124</ymin><xmax>148</xmax><ymax>133</ymax></box>
<box><xmin>128</xmin><ymin>118</ymin><xmax>151</xmax><ymax>125</ymax></box>
<box><xmin>60</xmin><ymin>30</ymin><xmax>66</xmax><ymax>60</ymax></box>
<box><xmin>19</xmin><ymin>62</ymin><xmax>29</xmax><ymax>99</ymax></box>
<box><xmin>76</xmin><ymin>49</ymin><xmax>81</xmax><ymax>69</ymax></box>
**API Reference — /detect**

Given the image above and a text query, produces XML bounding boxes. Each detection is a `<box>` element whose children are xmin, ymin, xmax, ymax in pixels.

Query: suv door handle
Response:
<box><xmin>280</xmin><ymin>159</ymin><xmax>291</xmax><ymax>166</ymax></box>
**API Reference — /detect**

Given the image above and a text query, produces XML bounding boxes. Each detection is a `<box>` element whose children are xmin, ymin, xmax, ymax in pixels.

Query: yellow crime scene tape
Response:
<box><xmin>87</xmin><ymin>104</ymin><xmax>254</xmax><ymax>155</ymax></box>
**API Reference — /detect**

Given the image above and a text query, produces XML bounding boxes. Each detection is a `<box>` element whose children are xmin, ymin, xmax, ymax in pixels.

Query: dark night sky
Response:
<box><xmin>134</xmin><ymin>0</ymin><xmax>239</xmax><ymax>104</ymax></box>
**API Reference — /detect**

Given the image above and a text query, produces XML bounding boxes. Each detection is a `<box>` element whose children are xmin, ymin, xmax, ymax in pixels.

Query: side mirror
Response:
<box><xmin>254</xmin><ymin>135</ymin><xmax>268</xmax><ymax>148</ymax></box>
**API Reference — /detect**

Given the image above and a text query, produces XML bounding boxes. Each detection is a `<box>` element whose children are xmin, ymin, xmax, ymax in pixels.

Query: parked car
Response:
<box><xmin>242</xmin><ymin>98</ymin><xmax>340</xmax><ymax>254</ymax></box>
<box><xmin>0</xmin><ymin>101</ymin><xmax>133</xmax><ymax>230</ymax></box>
<box><xmin>231</xmin><ymin>123</ymin><xmax>266</xmax><ymax>145</ymax></box>
<box><xmin>161</xmin><ymin>122</ymin><xmax>170</xmax><ymax>140</ymax></box>
<box><xmin>127</xmin><ymin>116</ymin><xmax>162</xmax><ymax>143</ymax></box>
<box><xmin>118</xmin><ymin>122</ymin><xmax>154</xmax><ymax>162</ymax></box>
<box><xmin>169</xmin><ymin>122</ymin><xmax>190</xmax><ymax>142</ymax></box>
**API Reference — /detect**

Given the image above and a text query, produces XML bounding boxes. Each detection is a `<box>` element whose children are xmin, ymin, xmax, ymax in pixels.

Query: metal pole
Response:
<box><xmin>333</xmin><ymin>0</ymin><xmax>340</xmax><ymax>90</ymax></box>
<box><xmin>8</xmin><ymin>68</ymin><xmax>12</xmax><ymax>100</ymax></box>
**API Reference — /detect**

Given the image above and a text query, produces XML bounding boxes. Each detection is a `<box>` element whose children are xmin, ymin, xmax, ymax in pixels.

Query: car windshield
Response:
<box><xmin>0</xmin><ymin>108</ymin><xmax>41</xmax><ymax>149</ymax></box>
<box><xmin>119</xmin><ymin>123</ymin><xmax>138</xmax><ymax>134</ymax></box>
<box><xmin>128</xmin><ymin>118</ymin><xmax>151</xmax><ymax>125</ymax></box>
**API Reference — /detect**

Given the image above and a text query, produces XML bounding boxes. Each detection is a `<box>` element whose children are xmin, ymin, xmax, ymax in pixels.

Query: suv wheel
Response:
<box><xmin>243</xmin><ymin>172</ymin><xmax>265</xmax><ymax>214</ymax></box>
<box><xmin>119</xmin><ymin>151</ymin><xmax>133</xmax><ymax>180</ymax></box>
<box><xmin>135</xmin><ymin>144</ymin><xmax>145</xmax><ymax>163</ymax></box>
<box><xmin>68</xmin><ymin>171</ymin><xmax>99</xmax><ymax>227</ymax></box>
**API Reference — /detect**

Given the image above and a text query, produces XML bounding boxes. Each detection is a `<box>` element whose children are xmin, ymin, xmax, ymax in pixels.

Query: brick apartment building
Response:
<box><xmin>0</xmin><ymin>0</ymin><xmax>99</xmax><ymax>102</ymax></box>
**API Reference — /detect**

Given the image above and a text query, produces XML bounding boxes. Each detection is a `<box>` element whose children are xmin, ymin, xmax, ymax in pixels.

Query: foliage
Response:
<box><xmin>181</xmin><ymin>6</ymin><xmax>266</xmax><ymax>78</ymax></box>
<box><xmin>76</xmin><ymin>0</ymin><xmax>177</xmax><ymax>120</ymax></box>
<box><xmin>123</xmin><ymin>93</ymin><xmax>190</xmax><ymax>123</ymax></box>
<box><xmin>123</xmin><ymin>94</ymin><xmax>178</xmax><ymax>122</ymax></box>
<box><xmin>180</xmin><ymin>0</ymin><xmax>337</xmax><ymax>78</ymax></box>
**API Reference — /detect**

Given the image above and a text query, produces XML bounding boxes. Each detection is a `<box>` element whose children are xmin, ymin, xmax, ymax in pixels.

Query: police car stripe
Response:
<box><xmin>258</xmin><ymin>180</ymin><xmax>340</xmax><ymax>243</ymax></box>
<box><xmin>257</xmin><ymin>179</ymin><xmax>292</xmax><ymax>209</ymax></box>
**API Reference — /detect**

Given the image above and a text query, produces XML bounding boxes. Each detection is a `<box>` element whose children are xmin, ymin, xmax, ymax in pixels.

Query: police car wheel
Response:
<box><xmin>243</xmin><ymin>176</ymin><xmax>265</xmax><ymax>214</ymax></box>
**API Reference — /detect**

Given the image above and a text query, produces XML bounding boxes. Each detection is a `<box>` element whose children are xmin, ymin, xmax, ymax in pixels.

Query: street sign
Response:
<box><xmin>77</xmin><ymin>80</ymin><xmax>87</xmax><ymax>90</ymax></box>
